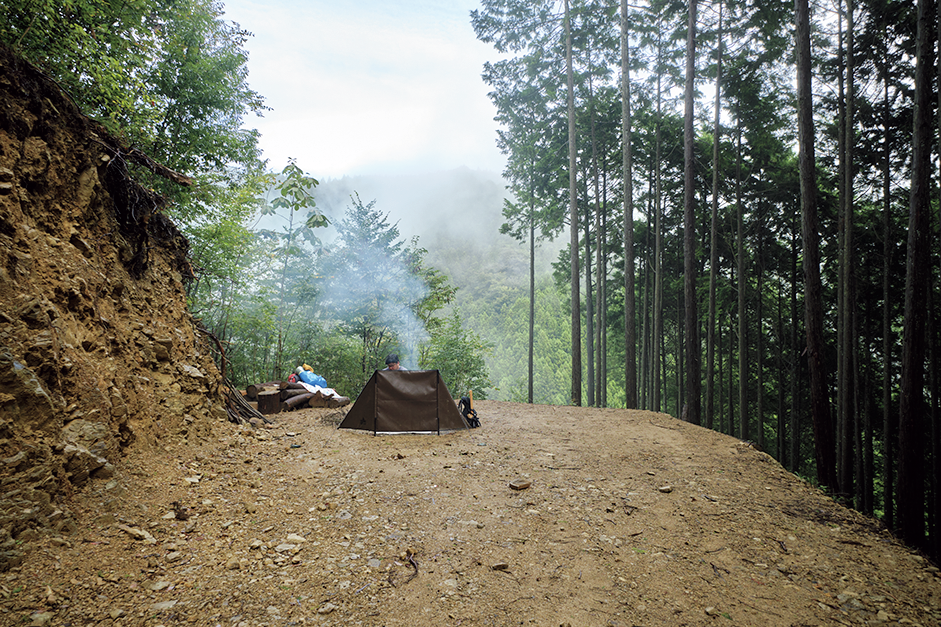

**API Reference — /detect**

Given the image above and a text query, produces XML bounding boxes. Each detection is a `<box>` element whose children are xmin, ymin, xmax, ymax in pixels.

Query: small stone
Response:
<box><xmin>286</xmin><ymin>533</ymin><xmax>306</xmax><ymax>543</ymax></box>
<box><xmin>318</xmin><ymin>602</ymin><xmax>338</xmax><ymax>615</ymax></box>
<box><xmin>509</xmin><ymin>478</ymin><xmax>532</xmax><ymax>491</ymax></box>
<box><xmin>491</xmin><ymin>562</ymin><xmax>510</xmax><ymax>571</ymax></box>
<box><xmin>150</xmin><ymin>600</ymin><xmax>178</xmax><ymax>611</ymax></box>
<box><xmin>658</xmin><ymin>485</ymin><xmax>674</xmax><ymax>493</ymax></box>
<box><xmin>165</xmin><ymin>551</ymin><xmax>183</xmax><ymax>562</ymax></box>
<box><xmin>109</xmin><ymin>608</ymin><xmax>125</xmax><ymax>619</ymax></box>
<box><xmin>148</xmin><ymin>580</ymin><xmax>172</xmax><ymax>592</ymax></box>
<box><xmin>705</xmin><ymin>607</ymin><xmax>721</xmax><ymax>616</ymax></box>
<box><xmin>116</xmin><ymin>523</ymin><xmax>155</xmax><ymax>543</ymax></box>
<box><xmin>226</xmin><ymin>558</ymin><xmax>240</xmax><ymax>570</ymax></box>
<box><xmin>28</xmin><ymin>612</ymin><xmax>53</xmax><ymax>626</ymax></box>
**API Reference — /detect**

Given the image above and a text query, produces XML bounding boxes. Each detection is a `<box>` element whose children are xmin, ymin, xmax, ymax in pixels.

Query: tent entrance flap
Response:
<box><xmin>338</xmin><ymin>370</ymin><xmax>469</xmax><ymax>434</ymax></box>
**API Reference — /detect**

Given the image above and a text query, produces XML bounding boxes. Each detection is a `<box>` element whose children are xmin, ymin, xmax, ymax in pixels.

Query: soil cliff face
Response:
<box><xmin>0</xmin><ymin>46</ymin><xmax>226</xmax><ymax>567</ymax></box>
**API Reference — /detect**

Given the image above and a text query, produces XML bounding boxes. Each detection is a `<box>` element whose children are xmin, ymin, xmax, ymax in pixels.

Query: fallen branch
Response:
<box><xmin>711</xmin><ymin>562</ymin><xmax>730</xmax><ymax>579</ymax></box>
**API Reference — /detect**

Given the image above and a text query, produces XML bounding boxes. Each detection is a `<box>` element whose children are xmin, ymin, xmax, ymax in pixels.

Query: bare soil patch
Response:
<box><xmin>7</xmin><ymin>401</ymin><xmax>941</xmax><ymax>627</ymax></box>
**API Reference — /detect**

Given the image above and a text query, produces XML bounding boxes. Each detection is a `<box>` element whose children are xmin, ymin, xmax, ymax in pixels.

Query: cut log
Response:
<box><xmin>327</xmin><ymin>396</ymin><xmax>350</xmax><ymax>408</ymax></box>
<box><xmin>282</xmin><ymin>393</ymin><xmax>314</xmax><ymax>411</ymax></box>
<box><xmin>246</xmin><ymin>383</ymin><xmax>273</xmax><ymax>400</ymax></box>
<box><xmin>285</xmin><ymin>382</ymin><xmax>308</xmax><ymax>391</ymax></box>
<box><xmin>257</xmin><ymin>390</ymin><xmax>281</xmax><ymax>415</ymax></box>
<box><xmin>280</xmin><ymin>388</ymin><xmax>311</xmax><ymax>401</ymax></box>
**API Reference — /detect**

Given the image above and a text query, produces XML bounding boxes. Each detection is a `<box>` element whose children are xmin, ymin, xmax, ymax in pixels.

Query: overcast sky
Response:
<box><xmin>221</xmin><ymin>0</ymin><xmax>506</xmax><ymax>179</ymax></box>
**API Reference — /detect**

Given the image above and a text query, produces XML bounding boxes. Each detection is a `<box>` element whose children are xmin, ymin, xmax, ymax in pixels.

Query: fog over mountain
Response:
<box><xmin>314</xmin><ymin>167</ymin><xmax>504</xmax><ymax>243</ymax></box>
<box><xmin>312</xmin><ymin>167</ymin><xmax>561</xmax><ymax>287</ymax></box>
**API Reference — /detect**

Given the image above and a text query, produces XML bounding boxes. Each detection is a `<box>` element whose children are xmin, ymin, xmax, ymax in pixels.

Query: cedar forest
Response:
<box><xmin>3</xmin><ymin>0</ymin><xmax>940</xmax><ymax>562</ymax></box>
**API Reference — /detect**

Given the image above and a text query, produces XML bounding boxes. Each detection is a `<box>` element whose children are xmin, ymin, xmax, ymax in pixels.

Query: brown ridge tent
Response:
<box><xmin>338</xmin><ymin>369</ymin><xmax>469</xmax><ymax>434</ymax></box>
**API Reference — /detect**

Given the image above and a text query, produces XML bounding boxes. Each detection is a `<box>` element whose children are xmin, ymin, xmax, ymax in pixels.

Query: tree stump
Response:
<box><xmin>247</xmin><ymin>381</ymin><xmax>288</xmax><ymax>400</ymax></box>
<box><xmin>257</xmin><ymin>390</ymin><xmax>281</xmax><ymax>415</ymax></box>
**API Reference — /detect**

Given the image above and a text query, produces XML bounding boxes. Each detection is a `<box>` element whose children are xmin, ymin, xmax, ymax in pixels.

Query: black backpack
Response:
<box><xmin>458</xmin><ymin>396</ymin><xmax>480</xmax><ymax>428</ymax></box>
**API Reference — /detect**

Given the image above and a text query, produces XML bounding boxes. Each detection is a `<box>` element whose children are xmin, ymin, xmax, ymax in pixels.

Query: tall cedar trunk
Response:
<box><xmin>653</xmin><ymin>19</ymin><xmax>664</xmax><ymax>412</ymax></box>
<box><xmin>728</xmin><ymin>300</ymin><xmax>734</xmax><ymax>435</ymax></box>
<box><xmin>934</xmin><ymin>0</ymin><xmax>941</xmax><ymax>560</ymax></box>
<box><xmin>565</xmin><ymin>0</ymin><xmax>582</xmax><ymax>406</ymax></box>
<box><xmin>932</xmin><ymin>288</ymin><xmax>941</xmax><ymax>558</ymax></box>
<box><xmin>796</xmin><ymin>0</ymin><xmax>836</xmax><ymax>491</ymax></box>
<box><xmin>600</xmin><ymin>190</ymin><xmax>608</xmax><ymax>407</ymax></box>
<box><xmin>706</xmin><ymin>1</ymin><xmax>723</xmax><ymax>431</ymax></box>
<box><xmin>594</xmin><ymin>137</ymin><xmax>604</xmax><ymax>406</ymax></box>
<box><xmin>864</xmin><ymin>357</ymin><xmax>875</xmax><ymax>515</ymax></box>
<box><xmin>528</xmin><ymin>203</ymin><xmax>535</xmax><ymax>404</ymax></box>
<box><xmin>836</xmin><ymin>0</ymin><xmax>848</xmax><ymax>497</ymax></box>
<box><xmin>736</xmin><ymin>118</ymin><xmax>747</xmax><ymax>440</ymax></box>
<box><xmin>595</xmin><ymin>187</ymin><xmax>604</xmax><ymax>407</ymax></box>
<box><xmin>839</xmin><ymin>0</ymin><xmax>857</xmax><ymax>501</ymax></box>
<box><xmin>757</xmin><ymin>242</ymin><xmax>765</xmax><ymax>451</ymax></box>
<box><xmin>603</xmin><ymin>225</ymin><xmax>609</xmax><ymax>406</ymax></box>
<box><xmin>897</xmin><ymin>0</ymin><xmax>933</xmax><ymax>550</ymax></box>
<box><xmin>678</xmin><ymin>284</ymin><xmax>685</xmax><ymax>416</ymax></box>
<box><xmin>718</xmin><ymin>312</ymin><xmax>724</xmax><ymax>432</ymax></box>
<box><xmin>682</xmin><ymin>0</ymin><xmax>701</xmax><ymax>424</ymax></box>
<box><xmin>853</xmin><ymin>314</ymin><xmax>869</xmax><ymax>512</ymax></box>
<box><xmin>881</xmin><ymin>25</ymin><xmax>894</xmax><ymax>528</ymax></box>
<box><xmin>585</xmin><ymin>181</ymin><xmax>595</xmax><ymax>407</ymax></box>
<box><xmin>663</xmin><ymin>318</ymin><xmax>668</xmax><ymax>413</ymax></box>
<box><xmin>588</xmin><ymin>70</ymin><xmax>602</xmax><ymax>408</ymax></box>
<box><xmin>790</xmin><ymin>217</ymin><xmax>801</xmax><ymax>474</ymax></box>
<box><xmin>621</xmin><ymin>0</ymin><xmax>637</xmax><ymax>409</ymax></box>
<box><xmin>777</xmin><ymin>285</ymin><xmax>786</xmax><ymax>463</ymax></box>
<box><xmin>642</xmin><ymin>191</ymin><xmax>652</xmax><ymax>409</ymax></box>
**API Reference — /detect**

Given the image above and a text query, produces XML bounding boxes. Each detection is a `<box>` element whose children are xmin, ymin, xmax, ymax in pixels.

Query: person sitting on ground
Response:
<box><xmin>383</xmin><ymin>353</ymin><xmax>407</xmax><ymax>371</ymax></box>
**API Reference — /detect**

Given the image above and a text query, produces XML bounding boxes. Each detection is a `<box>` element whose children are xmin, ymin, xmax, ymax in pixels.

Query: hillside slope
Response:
<box><xmin>0</xmin><ymin>46</ymin><xmax>227</xmax><ymax>568</ymax></box>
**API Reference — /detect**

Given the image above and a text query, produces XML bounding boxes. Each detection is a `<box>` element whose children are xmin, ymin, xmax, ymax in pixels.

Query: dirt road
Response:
<box><xmin>8</xmin><ymin>401</ymin><xmax>941</xmax><ymax>626</ymax></box>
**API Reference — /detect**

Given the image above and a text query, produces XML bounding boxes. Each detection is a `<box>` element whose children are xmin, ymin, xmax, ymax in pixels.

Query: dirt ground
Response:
<box><xmin>5</xmin><ymin>401</ymin><xmax>941</xmax><ymax>627</ymax></box>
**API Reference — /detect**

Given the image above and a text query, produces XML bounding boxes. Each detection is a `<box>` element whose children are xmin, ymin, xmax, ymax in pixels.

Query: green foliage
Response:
<box><xmin>419</xmin><ymin>313</ymin><xmax>491</xmax><ymax>399</ymax></box>
<box><xmin>1</xmin><ymin>0</ymin><xmax>158</xmax><ymax>129</ymax></box>
<box><xmin>1</xmin><ymin>0</ymin><xmax>268</xmax><ymax>232</ymax></box>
